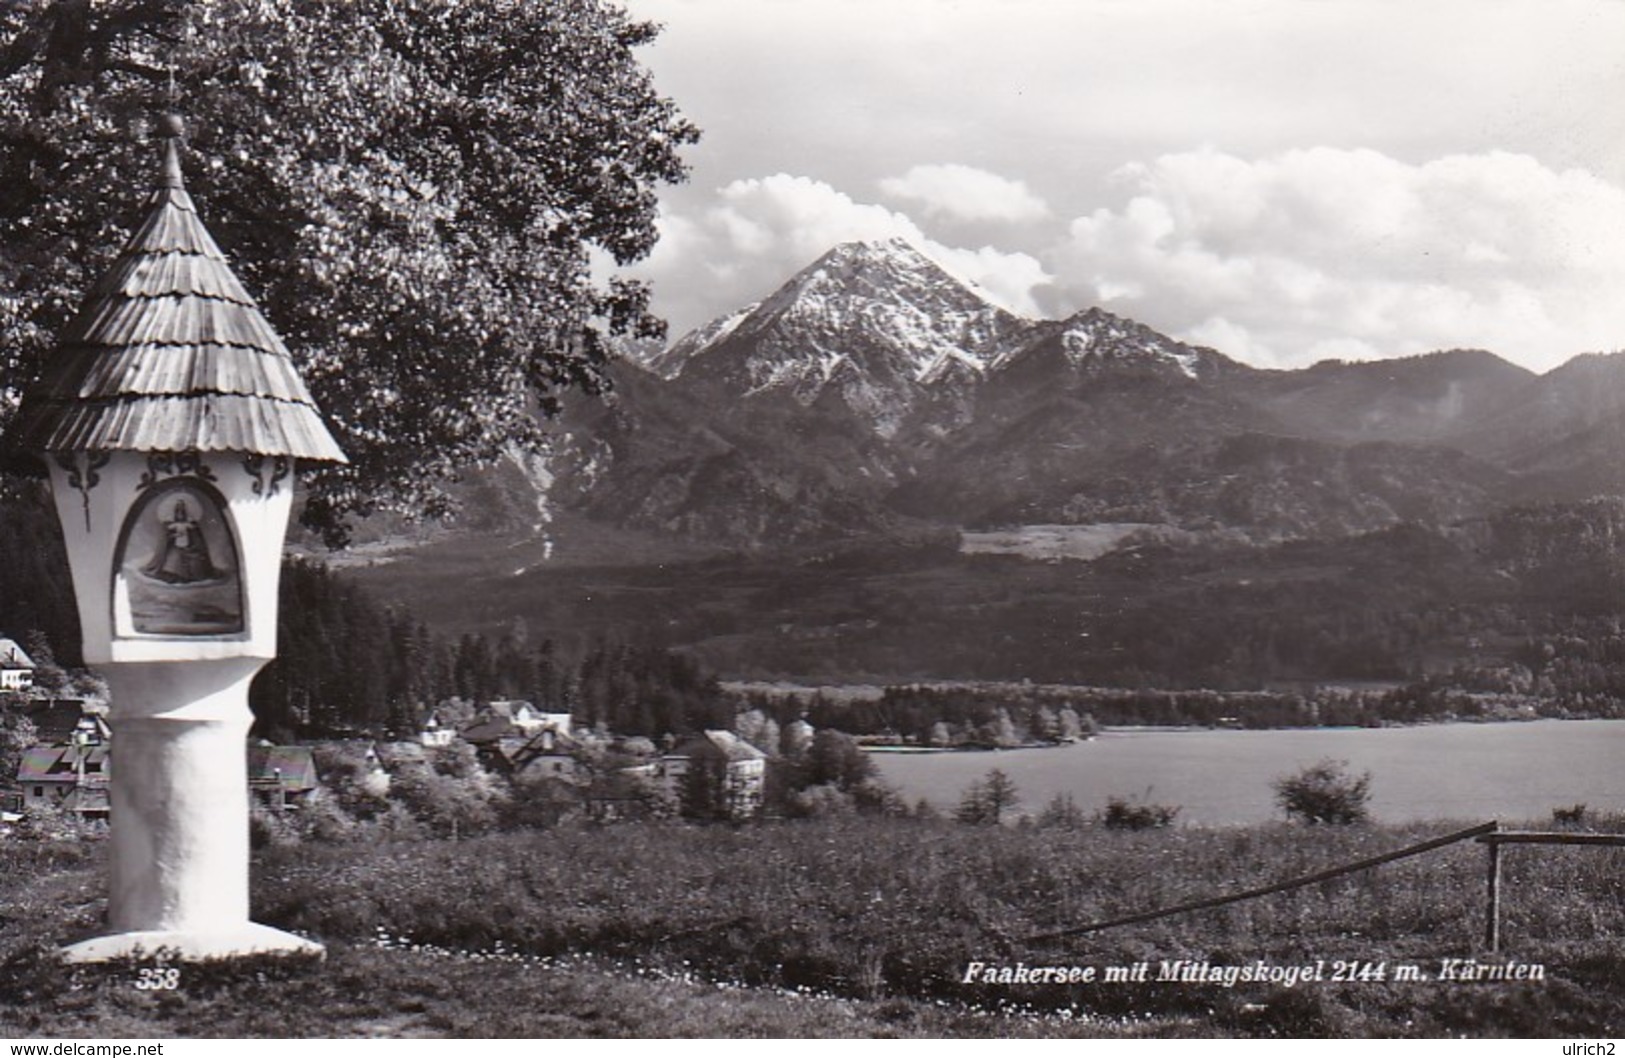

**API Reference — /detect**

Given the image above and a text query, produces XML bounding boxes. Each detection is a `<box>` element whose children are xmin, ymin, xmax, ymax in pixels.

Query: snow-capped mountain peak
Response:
<box><xmin>657</xmin><ymin>239</ymin><xmax>1027</xmax><ymax>436</ymax></box>
<box><xmin>643</xmin><ymin>302</ymin><xmax>759</xmax><ymax>379</ymax></box>
<box><xmin>986</xmin><ymin>305</ymin><xmax>1220</xmax><ymax>382</ymax></box>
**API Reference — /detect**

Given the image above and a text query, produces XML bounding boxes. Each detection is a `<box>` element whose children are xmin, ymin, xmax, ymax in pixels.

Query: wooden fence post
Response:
<box><xmin>1028</xmin><ymin>821</ymin><xmax>1625</xmax><ymax>951</ymax></box>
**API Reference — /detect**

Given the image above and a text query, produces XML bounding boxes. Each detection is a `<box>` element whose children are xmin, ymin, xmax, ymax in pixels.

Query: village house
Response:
<box><xmin>0</xmin><ymin>638</ymin><xmax>36</xmax><ymax>692</ymax></box>
<box><xmin>458</xmin><ymin>704</ymin><xmax>573</xmax><ymax>773</ymax></box>
<box><xmin>374</xmin><ymin>740</ymin><xmax>428</xmax><ymax>771</ymax></box>
<box><xmin>417</xmin><ymin>711</ymin><xmax>455</xmax><ymax>748</ymax></box>
<box><xmin>304</xmin><ymin>739</ymin><xmax>393</xmax><ymax>799</ymax></box>
<box><xmin>510</xmin><ymin>726</ymin><xmax>581</xmax><ymax>782</ymax></box>
<box><xmin>16</xmin><ymin>705</ymin><xmax>110</xmax><ymax>819</ymax></box>
<box><xmin>530</xmin><ymin>709</ymin><xmax>573</xmax><ymax>736</ymax></box>
<box><xmin>13</xmin><ymin>710</ymin><xmax>318</xmax><ymax>819</ymax></box>
<box><xmin>18</xmin><ymin>742</ymin><xmax>110</xmax><ymax>818</ymax></box>
<box><xmin>658</xmin><ymin>730</ymin><xmax>767</xmax><ymax>819</ymax></box>
<box><xmin>482</xmin><ymin>700</ymin><xmax>571</xmax><ymax>737</ymax></box>
<box><xmin>458</xmin><ymin>712</ymin><xmax>520</xmax><ymax>747</ymax></box>
<box><xmin>247</xmin><ymin>744</ymin><xmax>320</xmax><ymax>811</ymax></box>
<box><xmin>454</xmin><ymin>711</ymin><xmax>529</xmax><ymax>777</ymax></box>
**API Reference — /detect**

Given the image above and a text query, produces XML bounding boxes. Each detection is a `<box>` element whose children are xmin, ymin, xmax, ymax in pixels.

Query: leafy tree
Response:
<box><xmin>788</xmin><ymin>782</ymin><xmax>855</xmax><ymax>819</ymax></box>
<box><xmin>955</xmin><ymin>780</ymin><xmax>991</xmax><ymax>825</ymax></box>
<box><xmin>21</xmin><ymin>629</ymin><xmax>68</xmax><ymax>695</ymax></box>
<box><xmin>733</xmin><ymin>708</ymin><xmax>779</xmax><ymax>757</ymax></box>
<box><xmin>506</xmin><ymin>771</ymin><xmax>582</xmax><ymax>829</ymax></box>
<box><xmin>389</xmin><ymin>751</ymin><xmax>508</xmax><ymax>838</ymax></box>
<box><xmin>982</xmin><ymin>707</ymin><xmax>1021</xmax><ymax>747</ymax></box>
<box><xmin>677</xmin><ymin>744</ymin><xmax>730</xmax><ymax>823</ymax></box>
<box><xmin>0</xmin><ymin>485</ymin><xmax>77</xmax><ymax>663</ymax></box>
<box><xmin>15</xmin><ymin>794</ymin><xmax>104</xmax><ymax>841</ymax></box>
<box><xmin>308</xmin><ymin>742</ymin><xmax>389</xmax><ymax>821</ymax></box>
<box><xmin>955</xmin><ymin>767</ymin><xmax>1020</xmax><ymax>825</ymax></box>
<box><xmin>1102</xmin><ymin>795</ymin><xmax>1179</xmax><ymax>830</ymax></box>
<box><xmin>780</xmin><ymin>719</ymin><xmax>814</xmax><ymax>758</ymax></box>
<box><xmin>0</xmin><ymin>708</ymin><xmax>38</xmax><ymax>788</ymax></box>
<box><xmin>0</xmin><ymin>0</ymin><xmax>697</xmax><ymax>542</ymax></box>
<box><xmin>805</xmin><ymin>729</ymin><xmax>874</xmax><ymax>791</ymax></box>
<box><xmin>1272</xmin><ymin>758</ymin><xmax>1372</xmax><ymax>825</ymax></box>
<box><xmin>1036</xmin><ymin>791</ymin><xmax>1087</xmax><ymax>829</ymax></box>
<box><xmin>580</xmin><ymin>767</ymin><xmax>672</xmax><ymax>824</ymax></box>
<box><xmin>849</xmin><ymin>777</ymin><xmax>907</xmax><ymax>817</ymax></box>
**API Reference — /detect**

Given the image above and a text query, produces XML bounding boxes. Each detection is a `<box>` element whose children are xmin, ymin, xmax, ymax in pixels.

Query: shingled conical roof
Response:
<box><xmin>9</xmin><ymin>116</ymin><xmax>346</xmax><ymax>463</ymax></box>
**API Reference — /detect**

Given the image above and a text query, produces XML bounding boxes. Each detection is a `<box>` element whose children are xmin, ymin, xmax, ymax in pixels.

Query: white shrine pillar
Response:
<box><xmin>8</xmin><ymin>115</ymin><xmax>346</xmax><ymax>961</ymax></box>
<box><xmin>46</xmin><ymin>452</ymin><xmax>320</xmax><ymax>960</ymax></box>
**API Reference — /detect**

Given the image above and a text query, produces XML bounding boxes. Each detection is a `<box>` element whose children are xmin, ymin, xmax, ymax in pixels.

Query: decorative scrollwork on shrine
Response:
<box><xmin>138</xmin><ymin>451</ymin><xmax>217</xmax><ymax>493</ymax></box>
<box><xmin>54</xmin><ymin>450</ymin><xmax>110</xmax><ymax>532</ymax></box>
<box><xmin>241</xmin><ymin>453</ymin><xmax>291</xmax><ymax>497</ymax></box>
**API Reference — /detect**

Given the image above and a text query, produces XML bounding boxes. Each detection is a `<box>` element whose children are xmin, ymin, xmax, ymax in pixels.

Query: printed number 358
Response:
<box><xmin>134</xmin><ymin>967</ymin><xmax>180</xmax><ymax>991</ymax></box>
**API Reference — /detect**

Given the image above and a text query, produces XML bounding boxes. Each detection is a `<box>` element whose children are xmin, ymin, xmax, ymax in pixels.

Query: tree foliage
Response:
<box><xmin>1102</xmin><ymin>795</ymin><xmax>1179</xmax><ymax>830</ymax></box>
<box><xmin>676</xmin><ymin>745</ymin><xmax>731</xmax><ymax>823</ymax></box>
<box><xmin>1272</xmin><ymin>758</ymin><xmax>1372</xmax><ymax>826</ymax></box>
<box><xmin>0</xmin><ymin>481</ymin><xmax>77</xmax><ymax>660</ymax></box>
<box><xmin>0</xmin><ymin>706</ymin><xmax>38</xmax><ymax>789</ymax></box>
<box><xmin>955</xmin><ymin>767</ymin><xmax>1020</xmax><ymax>825</ymax></box>
<box><xmin>0</xmin><ymin>0</ymin><xmax>697</xmax><ymax>541</ymax></box>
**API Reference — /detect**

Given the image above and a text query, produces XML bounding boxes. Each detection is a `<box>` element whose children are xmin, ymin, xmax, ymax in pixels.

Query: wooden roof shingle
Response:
<box><xmin>9</xmin><ymin>118</ymin><xmax>346</xmax><ymax>463</ymax></box>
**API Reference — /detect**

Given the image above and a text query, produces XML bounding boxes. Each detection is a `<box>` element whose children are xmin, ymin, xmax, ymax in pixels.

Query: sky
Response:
<box><xmin>618</xmin><ymin>0</ymin><xmax>1625</xmax><ymax>372</ymax></box>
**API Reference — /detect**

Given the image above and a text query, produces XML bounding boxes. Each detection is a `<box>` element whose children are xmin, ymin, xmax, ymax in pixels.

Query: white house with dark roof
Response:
<box><xmin>483</xmin><ymin>700</ymin><xmax>572</xmax><ymax>737</ymax></box>
<box><xmin>417</xmin><ymin>711</ymin><xmax>455</xmax><ymax>748</ymax></box>
<box><xmin>0</xmin><ymin>638</ymin><xmax>35</xmax><ymax>692</ymax></box>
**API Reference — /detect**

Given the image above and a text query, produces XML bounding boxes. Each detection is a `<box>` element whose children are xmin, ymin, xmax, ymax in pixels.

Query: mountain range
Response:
<box><xmin>527</xmin><ymin>237</ymin><xmax>1625</xmax><ymax>549</ymax></box>
<box><xmin>334</xmin><ymin>238</ymin><xmax>1625</xmax><ymax>686</ymax></box>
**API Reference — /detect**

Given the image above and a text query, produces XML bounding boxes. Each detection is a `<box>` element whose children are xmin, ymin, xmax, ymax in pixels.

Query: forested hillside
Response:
<box><xmin>9</xmin><ymin>476</ymin><xmax>1625</xmax><ymax>736</ymax></box>
<box><xmin>0</xmin><ymin>482</ymin><xmax>726</xmax><ymax>741</ymax></box>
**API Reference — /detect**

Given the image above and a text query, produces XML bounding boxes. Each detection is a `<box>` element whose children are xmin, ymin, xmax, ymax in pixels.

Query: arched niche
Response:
<box><xmin>112</xmin><ymin>478</ymin><xmax>244</xmax><ymax>637</ymax></box>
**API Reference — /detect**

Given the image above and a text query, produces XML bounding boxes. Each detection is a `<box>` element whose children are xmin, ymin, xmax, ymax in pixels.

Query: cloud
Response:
<box><xmin>634</xmin><ymin>173</ymin><xmax>1053</xmax><ymax>336</ymax></box>
<box><xmin>878</xmin><ymin>164</ymin><xmax>1050</xmax><ymax>223</ymax></box>
<box><xmin>1049</xmin><ymin>147</ymin><xmax>1625</xmax><ymax>370</ymax></box>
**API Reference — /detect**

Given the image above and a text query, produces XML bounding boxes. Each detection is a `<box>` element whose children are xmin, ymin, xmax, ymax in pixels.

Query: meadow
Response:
<box><xmin>2</xmin><ymin>815</ymin><xmax>1623</xmax><ymax>1037</ymax></box>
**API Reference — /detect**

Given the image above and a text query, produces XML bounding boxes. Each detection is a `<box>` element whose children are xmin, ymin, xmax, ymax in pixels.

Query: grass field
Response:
<box><xmin>2</xmin><ymin>817</ymin><xmax>1623</xmax><ymax>1038</ymax></box>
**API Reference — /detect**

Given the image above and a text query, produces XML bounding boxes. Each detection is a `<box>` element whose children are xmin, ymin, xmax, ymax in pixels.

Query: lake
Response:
<box><xmin>870</xmin><ymin>719</ymin><xmax>1625</xmax><ymax>826</ymax></box>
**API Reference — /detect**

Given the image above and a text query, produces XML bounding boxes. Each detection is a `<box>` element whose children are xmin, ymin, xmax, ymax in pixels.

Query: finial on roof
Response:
<box><xmin>158</xmin><ymin>113</ymin><xmax>185</xmax><ymax>191</ymax></box>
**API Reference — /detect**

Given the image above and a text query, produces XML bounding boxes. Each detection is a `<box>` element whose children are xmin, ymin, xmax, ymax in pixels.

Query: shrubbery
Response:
<box><xmin>1272</xmin><ymin>758</ymin><xmax>1372</xmax><ymax>825</ymax></box>
<box><xmin>1034</xmin><ymin>792</ymin><xmax>1087</xmax><ymax>829</ymax></box>
<box><xmin>954</xmin><ymin>768</ymin><xmax>1020</xmax><ymax>825</ymax></box>
<box><xmin>1103</xmin><ymin>796</ymin><xmax>1180</xmax><ymax>830</ymax></box>
<box><xmin>1551</xmin><ymin>803</ymin><xmax>1588</xmax><ymax>827</ymax></box>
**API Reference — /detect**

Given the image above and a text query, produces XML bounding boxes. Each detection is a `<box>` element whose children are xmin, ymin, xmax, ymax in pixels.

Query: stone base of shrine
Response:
<box><xmin>61</xmin><ymin>923</ymin><xmax>325</xmax><ymax>963</ymax></box>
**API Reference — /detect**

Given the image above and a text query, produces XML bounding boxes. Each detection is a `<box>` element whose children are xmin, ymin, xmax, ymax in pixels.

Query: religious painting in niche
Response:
<box><xmin>115</xmin><ymin>481</ymin><xmax>243</xmax><ymax>636</ymax></box>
